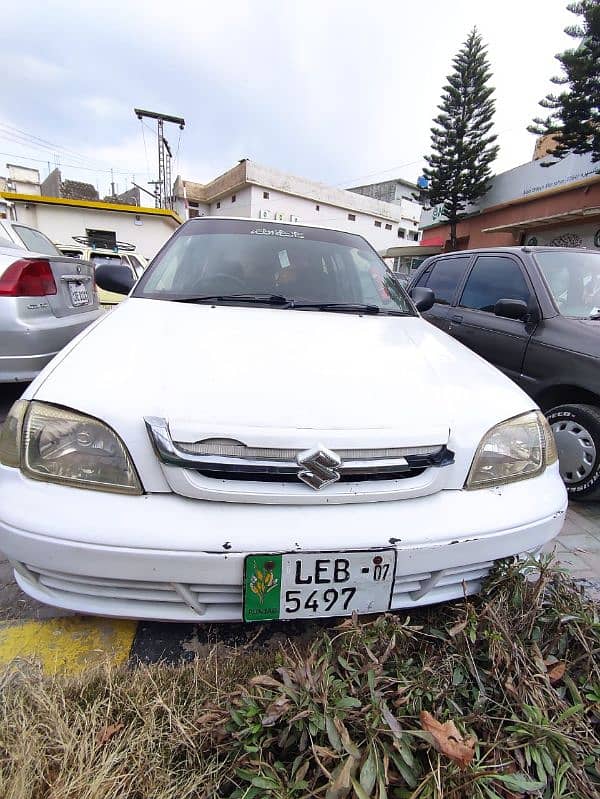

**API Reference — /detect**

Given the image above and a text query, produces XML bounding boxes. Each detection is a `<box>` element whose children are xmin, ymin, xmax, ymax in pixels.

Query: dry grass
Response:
<box><xmin>0</xmin><ymin>557</ymin><xmax>598</xmax><ymax>799</ymax></box>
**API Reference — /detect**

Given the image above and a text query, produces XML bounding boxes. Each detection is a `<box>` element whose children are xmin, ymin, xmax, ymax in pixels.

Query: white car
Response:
<box><xmin>0</xmin><ymin>218</ymin><xmax>567</xmax><ymax>623</ymax></box>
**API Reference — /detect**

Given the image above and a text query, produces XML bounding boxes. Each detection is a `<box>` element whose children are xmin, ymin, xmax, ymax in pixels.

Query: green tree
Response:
<box><xmin>529</xmin><ymin>1</ymin><xmax>600</xmax><ymax>166</ymax></box>
<box><xmin>423</xmin><ymin>29</ymin><xmax>499</xmax><ymax>251</ymax></box>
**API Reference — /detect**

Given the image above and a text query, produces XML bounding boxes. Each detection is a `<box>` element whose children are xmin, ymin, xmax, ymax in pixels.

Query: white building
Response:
<box><xmin>0</xmin><ymin>192</ymin><xmax>180</xmax><ymax>261</ymax></box>
<box><xmin>347</xmin><ymin>176</ymin><xmax>424</xmax><ymax>243</ymax></box>
<box><xmin>173</xmin><ymin>160</ymin><xmax>422</xmax><ymax>252</ymax></box>
<box><xmin>5</xmin><ymin>164</ymin><xmax>41</xmax><ymax>195</ymax></box>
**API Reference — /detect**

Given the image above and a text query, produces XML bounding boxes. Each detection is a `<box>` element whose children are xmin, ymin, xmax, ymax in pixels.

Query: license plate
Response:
<box><xmin>69</xmin><ymin>282</ymin><xmax>89</xmax><ymax>306</ymax></box>
<box><xmin>243</xmin><ymin>549</ymin><xmax>396</xmax><ymax>622</ymax></box>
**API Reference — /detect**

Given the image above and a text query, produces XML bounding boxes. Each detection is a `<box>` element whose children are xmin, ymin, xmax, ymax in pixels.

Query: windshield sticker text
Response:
<box><xmin>250</xmin><ymin>228</ymin><xmax>304</xmax><ymax>238</ymax></box>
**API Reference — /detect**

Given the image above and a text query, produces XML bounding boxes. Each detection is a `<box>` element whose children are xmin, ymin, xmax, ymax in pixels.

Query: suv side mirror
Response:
<box><xmin>95</xmin><ymin>264</ymin><xmax>136</xmax><ymax>295</ymax></box>
<box><xmin>410</xmin><ymin>286</ymin><xmax>435</xmax><ymax>313</ymax></box>
<box><xmin>494</xmin><ymin>298</ymin><xmax>528</xmax><ymax>320</ymax></box>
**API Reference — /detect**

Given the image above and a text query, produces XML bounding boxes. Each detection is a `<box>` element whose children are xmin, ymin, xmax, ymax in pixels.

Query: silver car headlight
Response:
<box><xmin>3</xmin><ymin>401</ymin><xmax>142</xmax><ymax>495</ymax></box>
<box><xmin>466</xmin><ymin>410</ymin><xmax>558</xmax><ymax>490</ymax></box>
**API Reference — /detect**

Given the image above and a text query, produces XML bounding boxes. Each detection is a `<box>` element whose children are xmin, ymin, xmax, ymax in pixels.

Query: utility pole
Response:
<box><xmin>134</xmin><ymin>108</ymin><xmax>185</xmax><ymax>210</ymax></box>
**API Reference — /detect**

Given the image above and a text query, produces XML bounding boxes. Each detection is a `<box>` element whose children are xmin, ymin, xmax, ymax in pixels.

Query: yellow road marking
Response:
<box><xmin>0</xmin><ymin>616</ymin><xmax>137</xmax><ymax>675</ymax></box>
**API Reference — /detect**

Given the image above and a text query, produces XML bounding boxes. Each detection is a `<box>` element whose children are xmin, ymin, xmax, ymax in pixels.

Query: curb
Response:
<box><xmin>0</xmin><ymin>616</ymin><xmax>138</xmax><ymax>674</ymax></box>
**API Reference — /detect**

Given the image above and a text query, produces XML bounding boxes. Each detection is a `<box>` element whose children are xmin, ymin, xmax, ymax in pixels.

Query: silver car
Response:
<box><xmin>0</xmin><ymin>221</ymin><xmax>102</xmax><ymax>383</ymax></box>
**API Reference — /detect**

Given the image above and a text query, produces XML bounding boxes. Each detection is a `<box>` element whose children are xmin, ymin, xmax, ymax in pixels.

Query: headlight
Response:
<box><xmin>0</xmin><ymin>399</ymin><xmax>28</xmax><ymax>468</ymax></box>
<box><xmin>19</xmin><ymin>402</ymin><xmax>142</xmax><ymax>495</ymax></box>
<box><xmin>466</xmin><ymin>410</ymin><xmax>558</xmax><ymax>490</ymax></box>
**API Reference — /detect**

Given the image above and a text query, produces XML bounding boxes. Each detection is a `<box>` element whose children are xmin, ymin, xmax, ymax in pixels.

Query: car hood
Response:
<box><xmin>29</xmin><ymin>298</ymin><xmax>535</xmax><ymax>488</ymax></box>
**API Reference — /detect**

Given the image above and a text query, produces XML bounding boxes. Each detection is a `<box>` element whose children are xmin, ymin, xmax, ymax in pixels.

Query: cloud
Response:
<box><xmin>0</xmin><ymin>0</ymin><xmax>575</xmax><ymax>197</ymax></box>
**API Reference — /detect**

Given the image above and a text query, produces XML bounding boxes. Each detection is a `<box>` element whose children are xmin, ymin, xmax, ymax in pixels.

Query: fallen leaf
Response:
<box><xmin>448</xmin><ymin>619</ymin><xmax>468</xmax><ymax>637</ymax></box>
<box><xmin>326</xmin><ymin>755</ymin><xmax>358</xmax><ymax>799</ymax></box>
<box><xmin>95</xmin><ymin>722</ymin><xmax>124</xmax><ymax>746</ymax></box>
<box><xmin>333</xmin><ymin>716</ymin><xmax>361</xmax><ymax>758</ymax></box>
<box><xmin>419</xmin><ymin>711</ymin><xmax>475</xmax><ymax>770</ymax></box>
<box><xmin>261</xmin><ymin>696</ymin><xmax>290</xmax><ymax>726</ymax></box>
<box><xmin>547</xmin><ymin>662</ymin><xmax>566</xmax><ymax>685</ymax></box>
<box><xmin>381</xmin><ymin>702</ymin><xmax>402</xmax><ymax>739</ymax></box>
<box><xmin>249</xmin><ymin>674</ymin><xmax>282</xmax><ymax>689</ymax></box>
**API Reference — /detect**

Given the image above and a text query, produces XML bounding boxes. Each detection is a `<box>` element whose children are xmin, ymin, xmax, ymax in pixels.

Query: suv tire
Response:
<box><xmin>547</xmin><ymin>403</ymin><xmax>600</xmax><ymax>501</ymax></box>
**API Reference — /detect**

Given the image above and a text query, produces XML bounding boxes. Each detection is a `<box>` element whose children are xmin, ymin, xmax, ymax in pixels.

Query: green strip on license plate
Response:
<box><xmin>243</xmin><ymin>554</ymin><xmax>283</xmax><ymax>621</ymax></box>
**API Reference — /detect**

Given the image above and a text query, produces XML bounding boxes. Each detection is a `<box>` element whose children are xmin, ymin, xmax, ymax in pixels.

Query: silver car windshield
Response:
<box><xmin>536</xmin><ymin>250</ymin><xmax>600</xmax><ymax>318</ymax></box>
<box><xmin>135</xmin><ymin>220</ymin><xmax>413</xmax><ymax>314</ymax></box>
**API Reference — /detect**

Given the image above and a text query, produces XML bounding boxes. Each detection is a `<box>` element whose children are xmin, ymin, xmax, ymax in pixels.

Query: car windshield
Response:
<box><xmin>134</xmin><ymin>219</ymin><xmax>413</xmax><ymax>314</ymax></box>
<box><xmin>60</xmin><ymin>249</ymin><xmax>84</xmax><ymax>258</ymax></box>
<box><xmin>90</xmin><ymin>252</ymin><xmax>122</xmax><ymax>265</ymax></box>
<box><xmin>536</xmin><ymin>250</ymin><xmax>600</xmax><ymax>318</ymax></box>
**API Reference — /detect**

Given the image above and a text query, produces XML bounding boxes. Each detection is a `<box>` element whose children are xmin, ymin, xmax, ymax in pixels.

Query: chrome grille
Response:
<box><xmin>176</xmin><ymin>439</ymin><xmax>443</xmax><ymax>460</ymax></box>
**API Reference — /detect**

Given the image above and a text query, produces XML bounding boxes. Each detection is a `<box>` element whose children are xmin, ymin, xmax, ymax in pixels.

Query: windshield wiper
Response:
<box><xmin>289</xmin><ymin>302</ymin><xmax>382</xmax><ymax>314</ymax></box>
<box><xmin>172</xmin><ymin>293</ymin><xmax>290</xmax><ymax>305</ymax></box>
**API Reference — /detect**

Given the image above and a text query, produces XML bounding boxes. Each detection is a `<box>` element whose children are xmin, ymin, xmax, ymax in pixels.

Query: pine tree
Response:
<box><xmin>423</xmin><ymin>29</ymin><xmax>499</xmax><ymax>251</ymax></box>
<box><xmin>529</xmin><ymin>1</ymin><xmax>600</xmax><ymax>165</ymax></box>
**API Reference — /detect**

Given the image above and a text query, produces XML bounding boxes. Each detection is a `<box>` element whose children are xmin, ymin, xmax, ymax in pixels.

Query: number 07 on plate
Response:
<box><xmin>243</xmin><ymin>549</ymin><xmax>397</xmax><ymax>622</ymax></box>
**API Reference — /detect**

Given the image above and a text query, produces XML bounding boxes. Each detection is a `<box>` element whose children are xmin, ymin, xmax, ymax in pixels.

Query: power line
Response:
<box><xmin>0</xmin><ymin>120</ymin><xmax>122</xmax><ymax>167</ymax></box>
<box><xmin>334</xmin><ymin>159</ymin><xmax>423</xmax><ymax>188</ymax></box>
<box><xmin>0</xmin><ymin>150</ymin><xmax>151</xmax><ymax>177</ymax></box>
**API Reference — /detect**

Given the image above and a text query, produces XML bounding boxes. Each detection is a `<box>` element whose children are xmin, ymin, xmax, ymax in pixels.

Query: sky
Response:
<box><xmin>0</xmin><ymin>0</ymin><xmax>574</xmax><ymax>199</ymax></box>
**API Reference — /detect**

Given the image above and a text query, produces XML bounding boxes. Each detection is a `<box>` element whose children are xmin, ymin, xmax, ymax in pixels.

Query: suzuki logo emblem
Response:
<box><xmin>296</xmin><ymin>445</ymin><xmax>341</xmax><ymax>490</ymax></box>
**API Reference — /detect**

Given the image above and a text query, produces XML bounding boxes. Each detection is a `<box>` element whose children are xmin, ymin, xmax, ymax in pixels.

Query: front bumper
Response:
<box><xmin>0</xmin><ymin>465</ymin><xmax>567</xmax><ymax>621</ymax></box>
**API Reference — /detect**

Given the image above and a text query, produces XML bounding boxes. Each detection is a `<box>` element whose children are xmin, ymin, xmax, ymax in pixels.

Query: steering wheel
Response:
<box><xmin>202</xmin><ymin>273</ymin><xmax>247</xmax><ymax>293</ymax></box>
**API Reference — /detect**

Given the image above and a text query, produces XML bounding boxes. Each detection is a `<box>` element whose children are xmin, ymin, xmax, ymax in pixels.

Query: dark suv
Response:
<box><xmin>408</xmin><ymin>246</ymin><xmax>600</xmax><ymax>500</ymax></box>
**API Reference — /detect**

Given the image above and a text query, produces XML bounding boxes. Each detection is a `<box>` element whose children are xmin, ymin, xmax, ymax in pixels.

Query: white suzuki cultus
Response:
<box><xmin>0</xmin><ymin>218</ymin><xmax>567</xmax><ymax>622</ymax></box>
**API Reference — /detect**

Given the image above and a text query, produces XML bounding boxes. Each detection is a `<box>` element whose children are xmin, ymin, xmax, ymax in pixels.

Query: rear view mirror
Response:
<box><xmin>410</xmin><ymin>286</ymin><xmax>435</xmax><ymax>313</ymax></box>
<box><xmin>95</xmin><ymin>264</ymin><xmax>135</xmax><ymax>295</ymax></box>
<box><xmin>494</xmin><ymin>298</ymin><xmax>528</xmax><ymax>320</ymax></box>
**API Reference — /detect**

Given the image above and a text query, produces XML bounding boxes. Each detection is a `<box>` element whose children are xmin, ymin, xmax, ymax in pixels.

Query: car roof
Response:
<box><xmin>184</xmin><ymin>215</ymin><xmax>376</xmax><ymax>242</ymax></box>
<box><xmin>431</xmin><ymin>245</ymin><xmax>600</xmax><ymax>257</ymax></box>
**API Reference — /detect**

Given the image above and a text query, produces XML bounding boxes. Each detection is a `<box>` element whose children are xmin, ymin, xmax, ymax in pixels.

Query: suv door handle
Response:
<box><xmin>450</xmin><ymin>314</ymin><xmax>463</xmax><ymax>323</ymax></box>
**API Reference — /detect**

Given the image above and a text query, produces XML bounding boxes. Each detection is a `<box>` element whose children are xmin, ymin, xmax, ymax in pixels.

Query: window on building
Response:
<box><xmin>315</xmin><ymin>204</ymin><xmax>320</xmax><ymax>211</ymax></box>
<box><xmin>216</xmin><ymin>201</ymin><xmax>221</xmax><ymax>209</ymax></box>
<box><xmin>231</xmin><ymin>195</ymin><xmax>236</xmax><ymax>203</ymax></box>
<box><xmin>374</xmin><ymin>220</ymin><xmax>382</xmax><ymax>228</ymax></box>
<box><xmin>385</xmin><ymin>223</ymin><xmax>392</xmax><ymax>231</ymax></box>
<box><xmin>460</xmin><ymin>256</ymin><xmax>530</xmax><ymax>313</ymax></box>
<box><xmin>263</xmin><ymin>191</ymin><xmax>270</xmax><ymax>200</ymax></box>
<box><xmin>398</xmin><ymin>228</ymin><xmax>406</xmax><ymax>239</ymax></box>
<box><xmin>418</xmin><ymin>256</ymin><xmax>471</xmax><ymax>305</ymax></box>
<box><xmin>348</xmin><ymin>213</ymin><xmax>356</xmax><ymax>221</ymax></box>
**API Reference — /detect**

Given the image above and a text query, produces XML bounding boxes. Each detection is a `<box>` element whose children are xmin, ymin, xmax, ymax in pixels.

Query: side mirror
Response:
<box><xmin>494</xmin><ymin>298</ymin><xmax>528</xmax><ymax>320</ymax></box>
<box><xmin>95</xmin><ymin>264</ymin><xmax>136</xmax><ymax>295</ymax></box>
<box><xmin>410</xmin><ymin>286</ymin><xmax>435</xmax><ymax>313</ymax></box>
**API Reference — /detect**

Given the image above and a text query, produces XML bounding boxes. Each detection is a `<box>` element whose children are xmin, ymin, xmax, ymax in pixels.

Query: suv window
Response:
<box><xmin>460</xmin><ymin>255</ymin><xmax>530</xmax><ymax>312</ymax></box>
<box><xmin>419</xmin><ymin>256</ymin><xmax>470</xmax><ymax>305</ymax></box>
